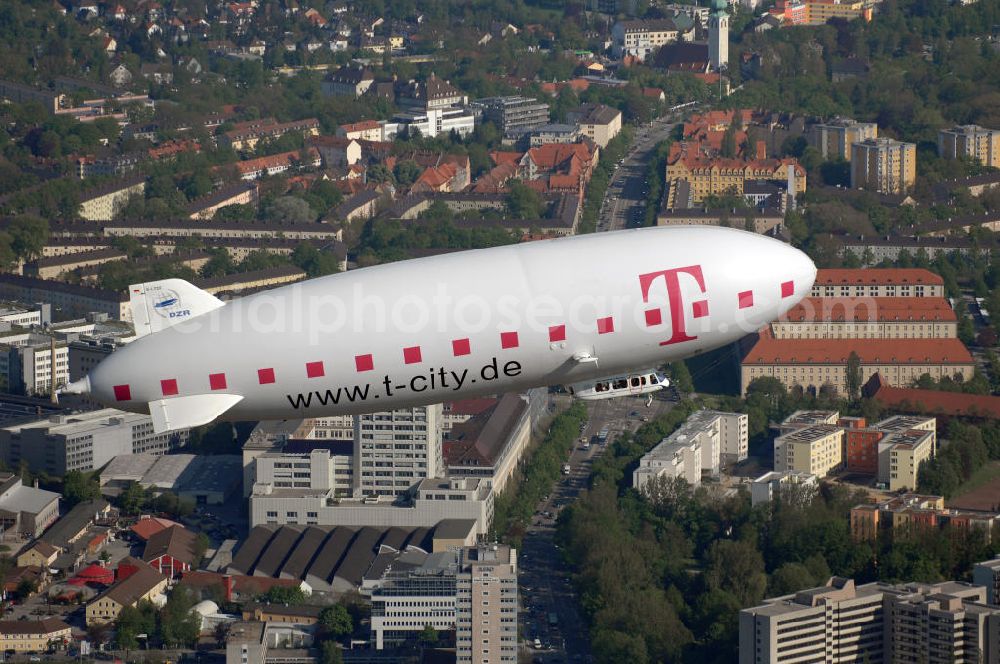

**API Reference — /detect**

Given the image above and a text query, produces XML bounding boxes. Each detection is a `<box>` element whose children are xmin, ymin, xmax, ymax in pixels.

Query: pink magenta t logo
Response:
<box><xmin>639</xmin><ymin>265</ymin><xmax>707</xmax><ymax>346</ymax></box>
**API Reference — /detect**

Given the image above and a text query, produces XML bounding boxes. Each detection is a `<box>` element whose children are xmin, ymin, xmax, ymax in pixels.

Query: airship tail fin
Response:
<box><xmin>130</xmin><ymin>278</ymin><xmax>225</xmax><ymax>338</ymax></box>
<box><xmin>148</xmin><ymin>393</ymin><xmax>244</xmax><ymax>433</ymax></box>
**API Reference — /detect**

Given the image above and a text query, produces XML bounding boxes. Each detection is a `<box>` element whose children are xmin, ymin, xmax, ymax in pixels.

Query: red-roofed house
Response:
<box><xmin>130</xmin><ymin>517</ymin><xmax>180</xmax><ymax>542</ymax></box>
<box><xmin>336</xmin><ymin>120</ymin><xmax>384</xmax><ymax>142</ymax></box>
<box><xmin>740</xmin><ymin>329</ymin><xmax>975</xmax><ymax>396</ymax></box>
<box><xmin>143</xmin><ymin>526</ymin><xmax>199</xmax><ymax>579</ymax></box>
<box><xmin>443</xmin><ymin>398</ymin><xmax>499</xmax><ymax>431</ymax></box>
<box><xmin>235</xmin><ymin>148</ymin><xmax>320</xmax><ymax>181</ymax></box>
<box><xmin>864</xmin><ymin>373</ymin><xmax>1000</xmax><ymax>420</ymax></box>
<box><xmin>811</xmin><ymin>268</ymin><xmax>945</xmax><ymax>297</ymax></box>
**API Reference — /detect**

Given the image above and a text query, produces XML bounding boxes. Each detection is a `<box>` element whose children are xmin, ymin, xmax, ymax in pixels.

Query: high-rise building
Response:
<box><xmin>740</xmin><ymin>577</ymin><xmax>1000</xmax><ymax>664</ymax></box>
<box><xmin>353</xmin><ymin>405</ymin><xmax>443</xmax><ymax>498</ymax></box>
<box><xmin>456</xmin><ymin>544</ymin><xmax>518</xmax><ymax>664</ymax></box>
<box><xmin>708</xmin><ymin>0</ymin><xmax>729</xmax><ymax>72</ymax></box>
<box><xmin>807</xmin><ymin>118</ymin><xmax>879</xmax><ymax>161</ymax></box>
<box><xmin>850</xmin><ymin>137</ymin><xmax>917</xmax><ymax>194</ymax></box>
<box><xmin>939</xmin><ymin>125</ymin><xmax>1000</xmax><ymax>168</ymax></box>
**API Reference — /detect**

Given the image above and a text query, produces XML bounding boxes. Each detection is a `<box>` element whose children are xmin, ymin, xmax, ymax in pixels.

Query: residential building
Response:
<box><xmin>308</xmin><ymin>136</ymin><xmax>362</xmax><ymax>167</ymax></box>
<box><xmin>835</xmin><ymin>233</ymin><xmax>990</xmax><ymax>265</ymax></box>
<box><xmin>337</xmin><ymin>120</ymin><xmax>384</xmax><ymax>142</ymax></box>
<box><xmin>566</xmin><ymin>103</ymin><xmax>623</xmax><ymax>148</ymax></box>
<box><xmin>0</xmin><ymin>472</ymin><xmax>59</xmax><ymax>538</ymax></box>
<box><xmin>25</xmin><ymin>248</ymin><xmax>127</xmax><ymax>280</ymax></box>
<box><xmin>807</xmin><ymin>118</ymin><xmax>879</xmax><ymax>161</ymax></box>
<box><xmin>740</xmin><ymin>331</ymin><xmax>975</xmax><ymax>396</ymax></box>
<box><xmin>322</xmin><ymin>66</ymin><xmax>376</xmax><ymax>98</ymax></box>
<box><xmin>471</xmin><ymin>97</ymin><xmax>551</xmax><ymax>140</ymax></box>
<box><xmin>0</xmin><ymin>619</ymin><xmax>72</xmax><ymax>653</ymax></box>
<box><xmin>77</xmin><ymin>175</ymin><xmax>146</xmax><ymax>221</ymax></box>
<box><xmin>218</xmin><ymin>118</ymin><xmax>320</xmax><ymax>152</ymax></box>
<box><xmin>611</xmin><ymin>18</ymin><xmax>694</xmax><ymax>59</ymax></box>
<box><xmin>665</xmin><ymin>150</ymin><xmax>806</xmax><ymax>204</ymax></box>
<box><xmin>773</xmin><ymin>424</ymin><xmax>844</xmax><ymax>477</ymax></box>
<box><xmin>2</xmin><ymin>333</ymin><xmax>70</xmax><ymax>395</ymax></box>
<box><xmin>16</xmin><ymin>541</ymin><xmax>59</xmax><ymax>568</ymax></box>
<box><xmin>0</xmin><ymin>409</ymin><xmax>189</xmax><ymax>476</ymax></box>
<box><xmin>456</xmin><ymin>544</ymin><xmax>518</xmax><ymax>664</ymax></box>
<box><xmin>938</xmin><ymin>125</ymin><xmax>1000</xmax><ymax>168</ymax></box>
<box><xmin>749</xmin><ymin>471</ymin><xmax>818</xmax><ymax>507</ymax></box>
<box><xmin>850</xmin><ymin>494</ymin><xmax>1000</xmax><ymax>542</ymax></box>
<box><xmin>252</xmin><ymin>443</ymin><xmax>354</xmax><ymax>498</ymax></box>
<box><xmin>0</xmin><ymin>275</ymin><xmax>126</xmax><ymax>321</ymax></box>
<box><xmin>773</xmin><ymin>297</ymin><xmax>958</xmax><ymax>340</ymax></box>
<box><xmin>354</xmin><ymin>405</ymin><xmax>443</xmax><ymax>499</ymax></box>
<box><xmin>395</xmin><ymin>74</ymin><xmax>468</xmax><ymax>111</ymax></box>
<box><xmin>143</xmin><ymin>525</ymin><xmax>199</xmax><ymax>579</ymax></box>
<box><xmin>973</xmin><ymin>556</ymin><xmax>1000</xmax><ymax>605</ymax></box>
<box><xmin>633</xmin><ymin>410</ymin><xmax>746</xmax><ymax>491</ymax></box>
<box><xmin>878</xmin><ymin>428</ymin><xmax>934</xmax><ymax>492</ymax></box>
<box><xmin>810</xmin><ymin>268</ymin><xmax>944</xmax><ymax>298</ymax></box>
<box><xmin>234</xmin><ymin>148</ymin><xmax>320</xmax><ymax>181</ymax></box>
<box><xmin>186</xmin><ymin>182</ymin><xmax>258</xmax><ymax>220</ymax></box>
<box><xmin>777</xmin><ymin>409</ymin><xmax>841</xmax><ymax>435</ymax></box>
<box><xmin>740</xmin><ymin>577</ymin><xmax>1000</xmax><ymax>664</ymax></box>
<box><xmin>527</xmin><ymin>124</ymin><xmax>579</xmax><ymax>147</ymax></box>
<box><xmin>656</xmin><ymin>206</ymin><xmax>785</xmax><ymax>234</ymax></box>
<box><xmin>86</xmin><ymin>557</ymin><xmax>168</xmax><ymax>625</ymax></box>
<box><xmin>851</xmin><ymin>137</ymin><xmax>917</xmax><ymax>194</ymax></box>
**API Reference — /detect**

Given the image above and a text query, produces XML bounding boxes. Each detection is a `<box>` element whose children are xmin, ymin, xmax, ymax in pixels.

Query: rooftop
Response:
<box><xmin>814</xmin><ymin>268</ymin><xmax>943</xmax><ymax>287</ymax></box>
<box><xmin>779</xmin><ymin>297</ymin><xmax>956</xmax><ymax>323</ymax></box>
<box><xmin>864</xmin><ymin>373</ymin><xmax>1000</xmax><ymax>419</ymax></box>
<box><xmin>744</xmin><ymin>331</ymin><xmax>974</xmax><ymax>365</ymax></box>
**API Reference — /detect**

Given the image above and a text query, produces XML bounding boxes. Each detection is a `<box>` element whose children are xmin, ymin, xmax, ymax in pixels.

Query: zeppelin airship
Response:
<box><xmin>62</xmin><ymin>226</ymin><xmax>816</xmax><ymax>433</ymax></box>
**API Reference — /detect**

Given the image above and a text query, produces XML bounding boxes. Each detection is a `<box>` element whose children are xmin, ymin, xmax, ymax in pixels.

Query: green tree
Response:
<box><xmin>320</xmin><ymin>641</ymin><xmax>344</xmax><ymax>664</ymax></box>
<box><xmin>158</xmin><ymin>587</ymin><xmax>201</xmax><ymax>648</ymax></box>
<box><xmin>62</xmin><ymin>470</ymin><xmax>100</xmax><ymax>508</ymax></box>
<box><xmin>393</xmin><ymin>160</ymin><xmax>423</xmax><ymax>187</ymax></box>
<box><xmin>417</xmin><ymin>624</ymin><xmax>438</xmax><ymax>646</ymax></box>
<box><xmin>8</xmin><ymin>215</ymin><xmax>50</xmax><ymax>261</ymax></box>
<box><xmin>318</xmin><ymin>604</ymin><xmax>353</xmax><ymax>641</ymax></box>
<box><xmin>669</xmin><ymin>361</ymin><xmax>694</xmax><ymax>393</ymax></box>
<box><xmin>265</xmin><ymin>197</ymin><xmax>315</xmax><ymax>224</ymax></box>
<box><xmin>119</xmin><ymin>481</ymin><xmax>148</xmax><ymax>515</ymax></box>
<box><xmin>845</xmin><ymin>351</ymin><xmax>862</xmax><ymax>401</ymax></box>
<box><xmin>260</xmin><ymin>585</ymin><xmax>307</xmax><ymax>605</ymax></box>
<box><xmin>506</xmin><ymin>181</ymin><xmax>544</xmax><ymax>219</ymax></box>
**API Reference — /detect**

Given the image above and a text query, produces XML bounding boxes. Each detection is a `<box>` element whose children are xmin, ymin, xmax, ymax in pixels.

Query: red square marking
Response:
<box><xmin>692</xmin><ymin>300</ymin><xmax>709</xmax><ymax>319</ymax></box>
<box><xmin>500</xmin><ymin>331</ymin><xmax>519</xmax><ymax>349</ymax></box>
<box><xmin>645</xmin><ymin>308</ymin><xmax>662</xmax><ymax>327</ymax></box>
<box><xmin>403</xmin><ymin>346</ymin><xmax>422</xmax><ymax>364</ymax></box>
<box><xmin>781</xmin><ymin>280</ymin><xmax>795</xmax><ymax>298</ymax></box>
<box><xmin>355</xmin><ymin>354</ymin><xmax>374</xmax><ymax>372</ymax></box>
<box><xmin>548</xmin><ymin>325</ymin><xmax>566</xmax><ymax>343</ymax></box>
<box><xmin>258</xmin><ymin>368</ymin><xmax>275</xmax><ymax>384</ymax></box>
<box><xmin>306</xmin><ymin>361</ymin><xmax>325</xmax><ymax>378</ymax></box>
<box><xmin>452</xmin><ymin>338</ymin><xmax>471</xmax><ymax>356</ymax></box>
<box><xmin>160</xmin><ymin>379</ymin><xmax>178</xmax><ymax>397</ymax></box>
<box><xmin>738</xmin><ymin>291</ymin><xmax>754</xmax><ymax>309</ymax></box>
<box><xmin>597</xmin><ymin>317</ymin><xmax>615</xmax><ymax>334</ymax></box>
<box><xmin>113</xmin><ymin>384</ymin><xmax>131</xmax><ymax>401</ymax></box>
<box><xmin>209</xmin><ymin>373</ymin><xmax>227</xmax><ymax>390</ymax></box>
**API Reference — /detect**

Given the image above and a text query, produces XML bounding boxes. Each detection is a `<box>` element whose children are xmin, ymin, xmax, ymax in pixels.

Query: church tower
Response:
<box><xmin>708</xmin><ymin>0</ymin><xmax>729</xmax><ymax>72</ymax></box>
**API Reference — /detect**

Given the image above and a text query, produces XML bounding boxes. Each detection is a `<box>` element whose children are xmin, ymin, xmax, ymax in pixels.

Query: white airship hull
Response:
<box><xmin>79</xmin><ymin>226</ymin><xmax>816</xmax><ymax>431</ymax></box>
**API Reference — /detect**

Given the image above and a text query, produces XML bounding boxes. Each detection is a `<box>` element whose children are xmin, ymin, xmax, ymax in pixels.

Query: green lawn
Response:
<box><xmin>951</xmin><ymin>460</ymin><xmax>1000</xmax><ymax>499</ymax></box>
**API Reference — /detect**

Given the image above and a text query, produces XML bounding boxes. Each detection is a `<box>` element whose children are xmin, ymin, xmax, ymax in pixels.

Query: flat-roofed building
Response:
<box><xmin>851</xmin><ymin>137</ymin><xmax>917</xmax><ymax>194</ymax></box>
<box><xmin>369</xmin><ymin>548</ymin><xmax>460</xmax><ymax>649</ymax></box>
<box><xmin>773</xmin><ymin>424</ymin><xmax>844</xmax><ymax>477</ymax></box>
<box><xmin>811</xmin><ymin>268</ymin><xmax>944</xmax><ymax>298</ymax></box>
<box><xmin>740</xmin><ymin>578</ymin><xmax>1000</xmax><ymax>664</ymax></box>
<box><xmin>77</xmin><ymin>176</ymin><xmax>146</xmax><ymax>221</ymax></box>
<box><xmin>773</xmin><ymin>297</ymin><xmax>957</xmax><ymax>340</ymax></box>
<box><xmin>878</xmin><ymin>428</ymin><xmax>934</xmax><ymax>492</ymax></box>
<box><xmin>777</xmin><ymin>409</ymin><xmax>840</xmax><ymax>435</ymax></box>
<box><xmin>807</xmin><ymin>118</ymin><xmax>878</xmax><ymax>160</ymax></box>
<box><xmin>0</xmin><ymin>409</ymin><xmax>189</xmax><ymax>476</ymax></box>
<box><xmin>0</xmin><ymin>275</ymin><xmax>130</xmax><ymax>322</ymax></box>
<box><xmin>633</xmin><ymin>410</ymin><xmax>746</xmax><ymax>491</ymax></box>
<box><xmin>252</xmin><ymin>444</ymin><xmax>353</xmax><ymax>501</ymax></box>
<box><xmin>750</xmin><ymin>470</ymin><xmax>818</xmax><ymax>506</ymax></box>
<box><xmin>566</xmin><ymin>103</ymin><xmax>622</xmax><ymax>148</ymax></box>
<box><xmin>354</xmin><ymin>405</ymin><xmax>443</xmax><ymax>499</ymax></box>
<box><xmin>939</xmin><ymin>125</ymin><xmax>1000</xmax><ymax>168</ymax></box>
<box><xmin>850</xmin><ymin>493</ymin><xmax>1000</xmax><ymax>543</ymax></box>
<box><xmin>0</xmin><ymin>472</ymin><xmax>60</xmax><ymax>538</ymax></box>
<box><xmin>456</xmin><ymin>544</ymin><xmax>518</xmax><ymax>664</ymax></box>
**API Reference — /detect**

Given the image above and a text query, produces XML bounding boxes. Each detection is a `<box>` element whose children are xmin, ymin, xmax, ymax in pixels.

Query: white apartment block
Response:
<box><xmin>369</xmin><ymin>551</ymin><xmax>459</xmax><ymax>649</ymax></box>
<box><xmin>740</xmin><ymin>578</ymin><xmax>1000</xmax><ymax>664</ymax></box>
<box><xmin>0</xmin><ymin>409</ymin><xmax>189</xmax><ymax>476</ymax></box>
<box><xmin>382</xmin><ymin>107</ymin><xmax>476</xmax><ymax>140</ymax></box>
<box><xmin>0</xmin><ymin>306</ymin><xmax>44</xmax><ymax>328</ymax></box>
<box><xmin>456</xmin><ymin>544</ymin><xmax>518</xmax><ymax>664</ymax></box>
<box><xmin>354</xmin><ymin>405</ymin><xmax>443</xmax><ymax>499</ymax></box>
<box><xmin>773</xmin><ymin>424</ymin><xmax>844</xmax><ymax>477</ymax></box>
<box><xmin>749</xmin><ymin>471</ymin><xmax>818</xmax><ymax>507</ymax></box>
<box><xmin>877</xmin><ymin>429</ymin><xmax>935</xmax><ymax>492</ymax></box>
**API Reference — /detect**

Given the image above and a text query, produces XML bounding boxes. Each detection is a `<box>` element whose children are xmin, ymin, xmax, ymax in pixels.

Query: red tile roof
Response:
<box><xmin>865</xmin><ymin>373</ymin><xmax>1000</xmax><ymax>419</ymax></box>
<box><xmin>780</xmin><ymin>297</ymin><xmax>957</xmax><ymax>323</ymax></box>
<box><xmin>744</xmin><ymin>329</ymin><xmax>974</xmax><ymax>365</ymax></box>
<box><xmin>339</xmin><ymin>119</ymin><xmax>381</xmax><ymax>133</ymax></box>
<box><xmin>815</xmin><ymin>268</ymin><xmax>944</xmax><ymax>287</ymax></box>
<box><xmin>446</xmin><ymin>398</ymin><xmax>498</xmax><ymax>416</ymax></box>
<box><xmin>130</xmin><ymin>517</ymin><xmax>180</xmax><ymax>541</ymax></box>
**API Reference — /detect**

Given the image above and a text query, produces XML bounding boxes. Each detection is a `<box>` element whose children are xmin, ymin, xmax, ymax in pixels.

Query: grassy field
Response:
<box><xmin>947</xmin><ymin>461</ymin><xmax>1000</xmax><ymax>511</ymax></box>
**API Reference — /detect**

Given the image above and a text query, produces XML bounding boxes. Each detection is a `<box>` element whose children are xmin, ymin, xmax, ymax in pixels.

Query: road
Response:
<box><xmin>518</xmin><ymin>394</ymin><xmax>678</xmax><ymax>663</ymax></box>
<box><xmin>598</xmin><ymin>116</ymin><xmax>678</xmax><ymax>233</ymax></box>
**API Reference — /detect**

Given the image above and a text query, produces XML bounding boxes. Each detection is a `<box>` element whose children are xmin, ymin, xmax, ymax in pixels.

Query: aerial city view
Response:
<box><xmin>4</xmin><ymin>0</ymin><xmax>1000</xmax><ymax>662</ymax></box>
